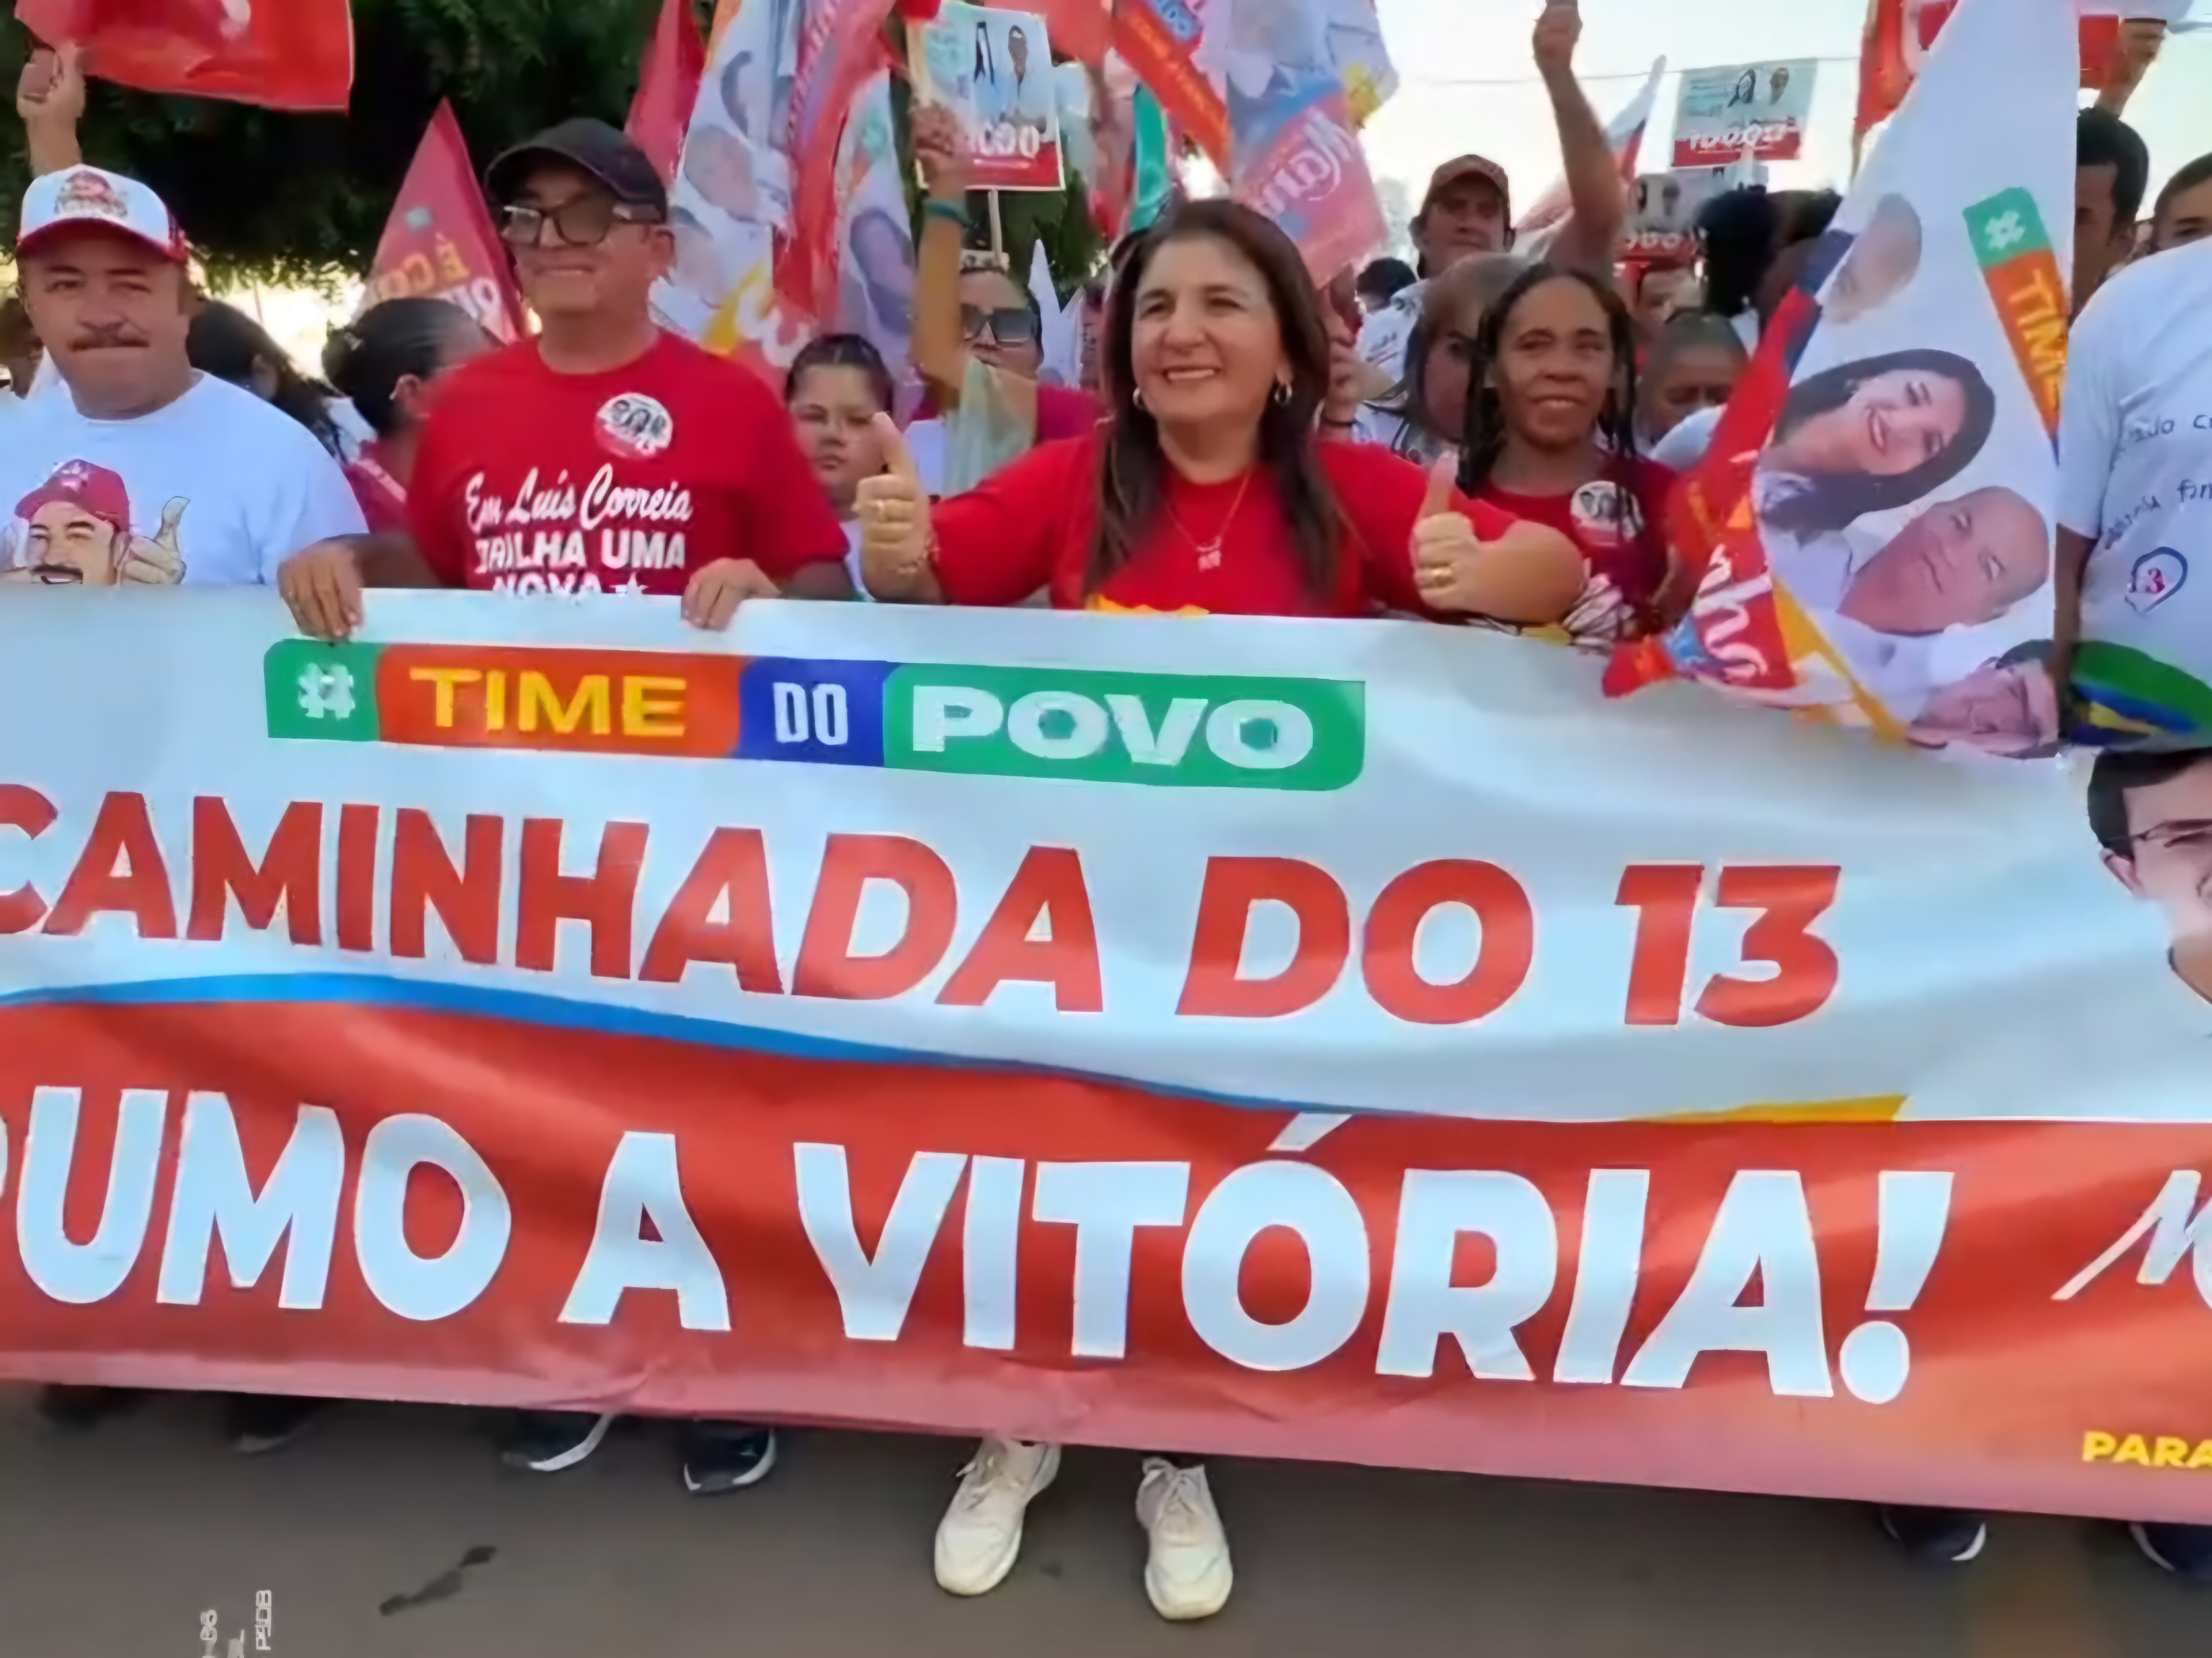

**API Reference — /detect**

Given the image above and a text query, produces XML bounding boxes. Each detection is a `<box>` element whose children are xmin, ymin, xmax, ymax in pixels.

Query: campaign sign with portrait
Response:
<box><xmin>1615</xmin><ymin>0</ymin><xmax>2073</xmax><ymax>764</ymax></box>
<box><xmin>918</xmin><ymin>1</ymin><xmax>1066</xmax><ymax>192</ymax></box>
<box><xmin>1671</xmin><ymin>58</ymin><xmax>1818</xmax><ymax>168</ymax></box>
<box><xmin>1622</xmin><ymin>167</ymin><xmax>1740</xmax><ymax>270</ymax></box>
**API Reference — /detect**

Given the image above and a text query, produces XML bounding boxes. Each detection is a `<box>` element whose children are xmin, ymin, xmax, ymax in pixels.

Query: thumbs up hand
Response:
<box><xmin>120</xmin><ymin>496</ymin><xmax>187</xmax><ymax>585</ymax></box>
<box><xmin>1411</xmin><ymin>458</ymin><xmax>1490</xmax><ymax>613</ymax></box>
<box><xmin>856</xmin><ymin>412</ymin><xmax>939</xmax><ymax>601</ymax></box>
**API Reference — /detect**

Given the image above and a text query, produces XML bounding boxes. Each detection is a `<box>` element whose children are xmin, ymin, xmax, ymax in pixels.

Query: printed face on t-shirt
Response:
<box><xmin>8</xmin><ymin>501</ymin><xmax>121</xmax><ymax>585</ymax></box>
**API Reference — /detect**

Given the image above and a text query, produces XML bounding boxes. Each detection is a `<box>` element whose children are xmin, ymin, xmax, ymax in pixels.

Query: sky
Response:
<box><xmin>1361</xmin><ymin>0</ymin><xmax>2212</xmax><ymax>212</ymax></box>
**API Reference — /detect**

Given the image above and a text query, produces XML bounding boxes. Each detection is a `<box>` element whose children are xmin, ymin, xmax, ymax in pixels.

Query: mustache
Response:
<box><xmin>68</xmin><ymin>323</ymin><xmax>151</xmax><ymax>350</ymax></box>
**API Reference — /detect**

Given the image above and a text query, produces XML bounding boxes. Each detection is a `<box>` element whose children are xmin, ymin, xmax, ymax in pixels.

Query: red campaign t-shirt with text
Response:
<box><xmin>1473</xmin><ymin>456</ymin><xmax>1675</xmax><ymax>645</ymax></box>
<box><xmin>929</xmin><ymin>435</ymin><xmax>1518</xmax><ymax>618</ymax></box>
<box><xmin>409</xmin><ymin>332</ymin><xmax>847</xmax><ymax>594</ymax></box>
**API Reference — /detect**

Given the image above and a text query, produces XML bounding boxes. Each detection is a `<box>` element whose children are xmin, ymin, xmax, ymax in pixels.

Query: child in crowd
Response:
<box><xmin>323</xmin><ymin>298</ymin><xmax>497</xmax><ymax>534</ymax></box>
<box><xmin>1635</xmin><ymin>311</ymin><xmax>1747</xmax><ymax>455</ymax></box>
<box><xmin>783</xmin><ymin>332</ymin><xmax>895</xmax><ymax>593</ymax></box>
<box><xmin>1356</xmin><ymin>252</ymin><xmax>1527</xmax><ymax>465</ymax></box>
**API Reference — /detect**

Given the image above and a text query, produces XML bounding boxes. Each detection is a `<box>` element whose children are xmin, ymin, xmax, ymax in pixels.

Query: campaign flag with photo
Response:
<box><xmin>1609</xmin><ymin>0</ymin><xmax>2076</xmax><ymax>759</ymax></box>
<box><xmin>367</xmin><ymin>102</ymin><xmax>528</xmax><ymax>345</ymax></box>
<box><xmin>651</xmin><ymin>0</ymin><xmax>812</xmax><ymax>378</ymax></box>
<box><xmin>1108</xmin><ymin>0</ymin><xmax>1398</xmax><ymax>174</ymax></box>
<box><xmin>982</xmin><ymin>0</ymin><xmax>1108</xmax><ymax>64</ymax></box>
<box><xmin>1188</xmin><ymin>0</ymin><xmax>1385</xmax><ymax>280</ymax></box>
<box><xmin>833</xmin><ymin>67</ymin><xmax>918</xmax><ymax>390</ymax></box>
<box><xmin>779</xmin><ymin>0</ymin><xmax>902</xmax><ymax>323</ymax></box>
<box><xmin>1672</xmin><ymin>60</ymin><xmax>1818</xmax><ymax>169</ymax></box>
<box><xmin>627</xmin><ymin>0</ymin><xmax>710</xmax><ymax>185</ymax></box>
<box><xmin>915</xmin><ymin>1</ymin><xmax>1066</xmax><ymax>191</ymax></box>
<box><xmin>1515</xmin><ymin>57</ymin><xmax>1663</xmax><ymax>249</ymax></box>
<box><xmin>16</xmin><ymin>0</ymin><xmax>352</xmax><ymax>108</ymax></box>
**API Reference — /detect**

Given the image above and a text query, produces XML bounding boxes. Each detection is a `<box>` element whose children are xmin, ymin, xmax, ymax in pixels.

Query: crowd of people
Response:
<box><xmin>4</xmin><ymin>5</ymin><xmax>2212</xmax><ymax>1623</ymax></box>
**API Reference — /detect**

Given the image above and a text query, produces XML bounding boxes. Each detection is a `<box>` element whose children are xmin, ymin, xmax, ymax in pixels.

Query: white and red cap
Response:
<box><xmin>16</xmin><ymin>165</ymin><xmax>189</xmax><ymax>263</ymax></box>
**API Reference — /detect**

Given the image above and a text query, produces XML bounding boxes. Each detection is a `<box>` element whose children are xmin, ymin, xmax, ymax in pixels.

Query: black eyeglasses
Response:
<box><xmin>498</xmin><ymin>195</ymin><xmax>664</xmax><ymax>250</ymax></box>
<box><xmin>961</xmin><ymin>305</ymin><xmax>1038</xmax><ymax>346</ymax></box>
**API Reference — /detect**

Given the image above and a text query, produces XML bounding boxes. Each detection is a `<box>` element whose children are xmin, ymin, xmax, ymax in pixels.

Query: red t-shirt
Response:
<box><xmin>1473</xmin><ymin>456</ymin><xmax>1675</xmax><ymax>645</ymax></box>
<box><xmin>930</xmin><ymin>435</ymin><xmax>1517</xmax><ymax>617</ymax></box>
<box><xmin>409</xmin><ymin>332</ymin><xmax>847</xmax><ymax>595</ymax></box>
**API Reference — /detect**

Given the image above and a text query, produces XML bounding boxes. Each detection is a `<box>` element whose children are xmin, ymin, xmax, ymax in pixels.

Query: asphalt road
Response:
<box><xmin>0</xmin><ymin>1391</ymin><xmax>2203</xmax><ymax>1657</ymax></box>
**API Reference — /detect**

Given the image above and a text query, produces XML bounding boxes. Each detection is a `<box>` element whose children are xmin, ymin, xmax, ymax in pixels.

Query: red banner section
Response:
<box><xmin>16</xmin><ymin>0</ymin><xmax>353</xmax><ymax>110</ymax></box>
<box><xmin>5</xmin><ymin>995</ymin><xmax>2212</xmax><ymax>1523</ymax></box>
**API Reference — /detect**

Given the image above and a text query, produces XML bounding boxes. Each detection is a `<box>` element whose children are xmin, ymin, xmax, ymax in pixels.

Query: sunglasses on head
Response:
<box><xmin>498</xmin><ymin>194</ymin><xmax>664</xmax><ymax>250</ymax></box>
<box><xmin>961</xmin><ymin>305</ymin><xmax>1037</xmax><ymax>346</ymax></box>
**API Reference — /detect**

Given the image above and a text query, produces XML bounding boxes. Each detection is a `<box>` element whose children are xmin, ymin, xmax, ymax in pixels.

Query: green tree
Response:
<box><xmin>2</xmin><ymin>0</ymin><xmax>669</xmax><ymax>285</ymax></box>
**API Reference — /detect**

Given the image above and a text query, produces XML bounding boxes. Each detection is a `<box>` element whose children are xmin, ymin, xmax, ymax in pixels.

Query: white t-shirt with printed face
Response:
<box><xmin>0</xmin><ymin>371</ymin><xmax>365</xmax><ymax>590</ymax></box>
<box><xmin>2057</xmin><ymin>238</ymin><xmax>2212</xmax><ymax>736</ymax></box>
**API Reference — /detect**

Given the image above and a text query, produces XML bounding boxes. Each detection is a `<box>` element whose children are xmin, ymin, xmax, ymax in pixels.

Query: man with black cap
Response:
<box><xmin>1356</xmin><ymin>0</ymin><xmax>1623</xmax><ymax>398</ymax></box>
<box><xmin>281</xmin><ymin>116</ymin><xmax>850</xmax><ymax>636</ymax></box>
<box><xmin>283</xmin><ymin>120</ymin><xmax>841</xmax><ymax>1493</ymax></box>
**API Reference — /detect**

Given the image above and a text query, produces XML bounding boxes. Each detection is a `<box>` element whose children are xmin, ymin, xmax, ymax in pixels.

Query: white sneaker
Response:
<box><xmin>934</xmin><ymin>1437</ymin><xmax>1061</xmax><ymax>1596</ymax></box>
<box><xmin>1135</xmin><ymin>1458</ymin><xmax>1233</xmax><ymax>1621</ymax></box>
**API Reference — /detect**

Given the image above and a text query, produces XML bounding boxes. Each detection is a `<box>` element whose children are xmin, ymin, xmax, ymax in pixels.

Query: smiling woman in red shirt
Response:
<box><xmin>854</xmin><ymin>199</ymin><xmax>1582</xmax><ymax>1627</ymax></box>
<box><xmin>857</xmin><ymin>199</ymin><xmax>1584</xmax><ymax>625</ymax></box>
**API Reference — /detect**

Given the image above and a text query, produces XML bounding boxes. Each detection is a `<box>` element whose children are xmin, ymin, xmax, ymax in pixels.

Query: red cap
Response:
<box><xmin>15</xmin><ymin>461</ymin><xmax>133</xmax><ymax>539</ymax></box>
<box><xmin>1422</xmin><ymin>155</ymin><xmax>1512</xmax><ymax>221</ymax></box>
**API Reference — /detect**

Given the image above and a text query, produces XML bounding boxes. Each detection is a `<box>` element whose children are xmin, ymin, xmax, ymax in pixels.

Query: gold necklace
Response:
<box><xmin>1164</xmin><ymin>467</ymin><xmax>1257</xmax><ymax>570</ymax></box>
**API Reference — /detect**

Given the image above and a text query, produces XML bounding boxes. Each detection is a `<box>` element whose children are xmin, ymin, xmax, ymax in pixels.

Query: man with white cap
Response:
<box><xmin>1</xmin><ymin>127</ymin><xmax>362</xmax><ymax>1453</ymax></box>
<box><xmin>0</xmin><ymin>160</ymin><xmax>364</xmax><ymax>589</ymax></box>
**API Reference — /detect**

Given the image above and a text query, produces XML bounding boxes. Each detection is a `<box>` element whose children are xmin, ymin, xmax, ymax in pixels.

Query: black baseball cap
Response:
<box><xmin>486</xmin><ymin>118</ymin><xmax>669</xmax><ymax>218</ymax></box>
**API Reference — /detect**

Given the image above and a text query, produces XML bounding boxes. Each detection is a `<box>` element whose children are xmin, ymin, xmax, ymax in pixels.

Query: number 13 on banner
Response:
<box><xmin>1616</xmin><ymin>864</ymin><xmax>1843</xmax><ymax>1028</ymax></box>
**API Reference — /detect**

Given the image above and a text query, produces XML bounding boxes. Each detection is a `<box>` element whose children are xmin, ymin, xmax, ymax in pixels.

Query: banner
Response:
<box><xmin>367</xmin><ymin>102</ymin><xmax>529</xmax><ymax>346</ymax></box>
<box><xmin>16</xmin><ymin>0</ymin><xmax>353</xmax><ymax>110</ymax></box>
<box><xmin>1672</xmin><ymin>60</ymin><xmax>1818</xmax><ymax>169</ymax></box>
<box><xmin>1613</xmin><ymin>0</ymin><xmax>2073</xmax><ymax>751</ymax></box>
<box><xmin>10</xmin><ymin>596</ymin><xmax>2212</xmax><ymax>1523</ymax></box>
<box><xmin>626</xmin><ymin>0</ymin><xmax>710</xmax><ymax>185</ymax></box>
<box><xmin>915</xmin><ymin>1</ymin><xmax>1067</xmax><ymax>191</ymax></box>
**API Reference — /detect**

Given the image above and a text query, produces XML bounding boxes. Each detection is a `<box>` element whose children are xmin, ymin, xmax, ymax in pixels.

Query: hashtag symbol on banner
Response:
<box><xmin>1983</xmin><ymin>210</ymin><xmax>2026</xmax><ymax>252</ymax></box>
<box><xmin>297</xmin><ymin>663</ymin><xmax>357</xmax><ymax>721</ymax></box>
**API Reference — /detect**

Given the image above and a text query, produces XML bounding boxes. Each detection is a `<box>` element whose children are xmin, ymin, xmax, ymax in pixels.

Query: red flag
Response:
<box><xmin>778</xmin><ymin>0</ymin><xmax>900</xmax><ymax>323</ymax></box>
<box><xmin>626</xmin><ymin>0</ymin><xmax>708</xmax><ymax>186</ymax></box>
<box><xmin>15</xmin><ymin>0</ymin><xmax>353</xmax><ymax>110</ymax></box>
<box><xmin>367</xmin><ymin>101</ymin><xmax>528</xmax><ymax>345</ymax></box>
<box><xmin>1858</xmin><ymin>1</ymin><xmax>2162</xmax><ymax>142</ymax></box>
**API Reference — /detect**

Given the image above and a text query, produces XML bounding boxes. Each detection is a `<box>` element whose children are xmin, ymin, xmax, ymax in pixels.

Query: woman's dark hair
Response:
<box><xmin>189</xmin><ymin>302</ymin><xmax>342</xmax><ymax>454</ymax></box>
<box><xmin>1763</xmin><ymin>348</ymin><xmax>1996</xmax><ymax>538</ymax></box>
<box><xmin>323</xmin><ymin>298</ymin><xmax>486</xmax><ymax>440</ymax></box>
<box><xmin>784</xmin><ymin>332</ymin><xmax>895</xmax><ymax>413</ymax></box>
<box><xmin>1457</xmin><ymin>263</ymin><xmax>1664</xmax><ymax>627</ymax></box>
<box><xmin>1094</xmin><ymin>198</ymin><xmax>1341</xmax><ymax>598</ymax></box>
<box><xmin>1696</xmin><ymin>187</ymin><xmax>1842</xmax><ymax>322</ymax></box>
